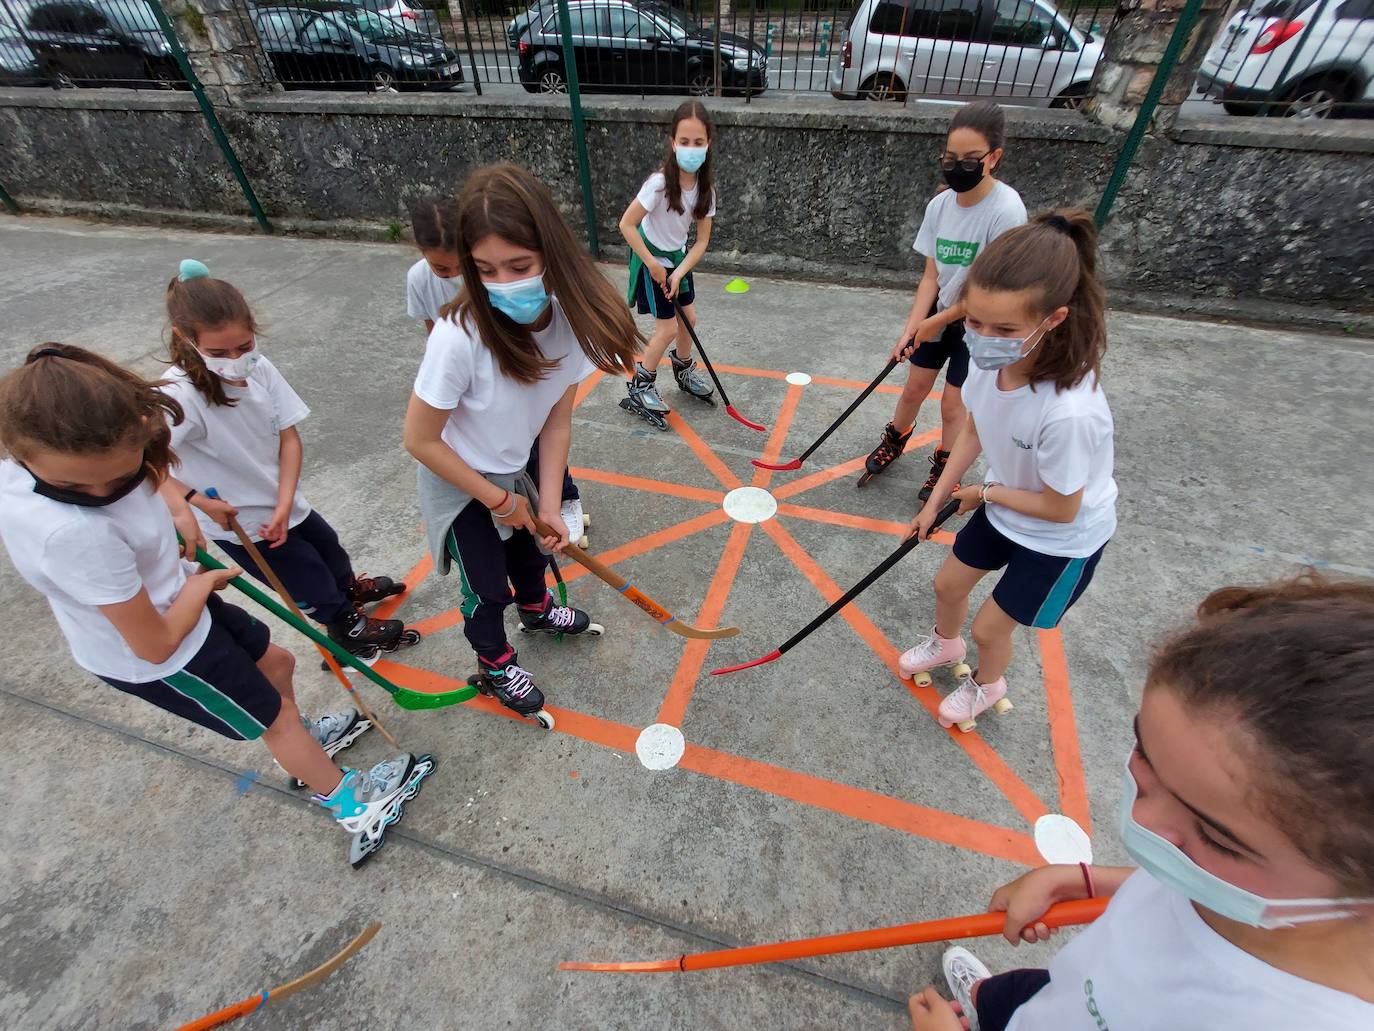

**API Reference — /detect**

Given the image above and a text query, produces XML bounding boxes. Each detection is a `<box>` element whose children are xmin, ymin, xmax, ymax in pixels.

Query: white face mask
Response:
<box><xmin>200</xmin><ymin>350</ymin><xmax>259</xmax><ymax>381</ymax></box>
<box><xmin>964</xmin><ymin>316</ymin><xmax>1050</xmax><ymax>372</ymax></box>
<box><xmin>1119</xmin><ymin>756</ymin><xmax>1374</xmax><ymax>929</ymax></box>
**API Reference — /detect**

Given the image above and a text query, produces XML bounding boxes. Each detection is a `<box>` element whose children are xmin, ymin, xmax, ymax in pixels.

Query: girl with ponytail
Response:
<box><xmin>903</xmin><ymin>209</ymin><xmax>1117</xmax><ymax>732</ymax></box>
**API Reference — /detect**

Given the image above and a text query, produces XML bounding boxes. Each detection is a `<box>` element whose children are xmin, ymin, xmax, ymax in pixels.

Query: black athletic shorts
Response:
<box><xmin>909</xmin><ymin>316</ymin><xmax>969</xmax><ymax>389</ymax></box>
<box><xmin>631</xmin><ymin>261</ymin><xmax>695</xmax><ymax>319</ymax></box>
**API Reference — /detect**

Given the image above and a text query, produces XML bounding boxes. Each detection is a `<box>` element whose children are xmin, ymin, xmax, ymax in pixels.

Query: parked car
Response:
<box><xmin>507</xmin><ymin>0</ymin><xmax>690</xmax><ymax>48</ymax></box>
<box><xmin>253</xmin><ymin>6</ymin><xmax>462</xmax><ymax>90</ymax></box>
<box><xmin>0</xmin><ymin>33</ymin><xmax>44</xmax><ymax>84</ymax></box>
<box><xmin>830</xmin><ymin>0</ymin><xmax>1100</xmax><ymax>106</ymax></box>
<box><xmin>10</xmin><ymin>0</ymin><xmax>183</xmax><ymax>87</ymax></box>
<box><xmin>517</xmin><ymin>0</ymin><xmax>767</xmax><ymax>94</ymax></box>
<box><xmin>1196</xmin><ymin>0</ymin><xmax>1374</xmax><ymax>118</ymax></box>
<box><xmin>251</xmin><ymin>0</ymin><xmax>441</xmax><ymax>37</ymax></box>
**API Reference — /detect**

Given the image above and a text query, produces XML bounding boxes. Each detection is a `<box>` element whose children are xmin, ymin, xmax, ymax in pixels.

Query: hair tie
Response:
<box><xmin>1045</xmin><ymin>214</ymin><xmax>1072</xmax><ymax>234</ymax></box>
<box><xmin>26</xmin><ymin>345</ymin><xmax>65</xmax><ymax>364</ymax></box>
<box><xmin>178</xmin><ymin>259</ymin><xmax>210</xmax><ymax>282</ymax></box>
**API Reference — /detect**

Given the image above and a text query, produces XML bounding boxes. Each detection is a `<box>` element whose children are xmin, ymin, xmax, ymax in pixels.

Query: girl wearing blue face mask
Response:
<box><xmin>162</xmin><ymin>262</ymin><xmax>418</xmax><ymax>664</ymax></box>
<box><xmin>617</xmin><ymin>99</ymin><xmax>717</xmax><ymax>427</ymax></box>
<box><xmin>908</xmin><ymin>573</ymin><xmax>1374</xmax><ymax>1031</ymax></box>
<box><xmin>906</xmin><ymin>210</ymin><xmax>1115</xmax><ymax>732</ymax></box>
<box><xmin>405</xmin><ymin>164</ymin><xmax>642</xmax><ymax>723</ymax></box>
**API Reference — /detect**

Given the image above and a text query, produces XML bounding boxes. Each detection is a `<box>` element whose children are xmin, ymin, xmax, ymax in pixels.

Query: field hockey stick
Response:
<box><xmin>193</xmin><ymin>546</ymin><xmax>476</xmax><ymax>711</ymax></box>
<box><xmin>560</xmin><ymin>897</ymin><xmax>1107</xmax><ymax>974</ymax></box>
<box><xmin>203</xmin><ymin>490</ymin><xmax>400</xmax><ymax>748</ymax></box>
<box><xmin>710</xmin><ymin>498</ymin><xmax>960</xmax><ymax>675</ymax></box>
<box><xmin>752</xmin><ymin>342</ymin><xmax>913</xmax><ymax>471</ymax></box>
<box><xmin>175</xmin><ymin>922</ymin><xmax>380</xmax><ymax>1030</ymax></box>
<box><xmin>532</xmin><ymin>518</ymin><xmax>739</xmax><ymax>640</ymax></box>
<box><xmin>672</xmin><ymin>300</ymin><xmax>766</xmax><ymax>432</ymax></box>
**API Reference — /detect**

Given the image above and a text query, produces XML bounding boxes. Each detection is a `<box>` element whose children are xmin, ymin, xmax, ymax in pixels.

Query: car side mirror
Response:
<box><xmin>1084</xmin><ymin>32</ymin><xmax>1094</xmax><ymax>43</ymax></box>
<box><xmin>642</xmin><ymin>34</ymin><xmax>661</xmax><ymax>45</ymax></box>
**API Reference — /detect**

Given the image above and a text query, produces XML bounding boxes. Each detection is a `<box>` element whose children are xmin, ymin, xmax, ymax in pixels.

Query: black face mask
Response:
<box><xmin>941</xmin><ymin>160</ymin><xmax>986</xmax><ymax>194</ymax></box>
<box><xmin>25</xmin><ymin>463</ymin><xmax>147</xmax><ymax>508</ymax></box>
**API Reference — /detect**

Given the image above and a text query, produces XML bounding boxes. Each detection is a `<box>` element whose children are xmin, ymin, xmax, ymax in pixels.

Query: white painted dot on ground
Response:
<box><xmin>722</xmin><ymin>485</ymin><xmax>778</xmax><ymax>524</ymax></box>
<box><xmin>635</xmin><ymin>723</ymin><xmax>686</xmax><ymax>770</ymax></box>
<box><xmin>1034</xmin><ymin>813</ymin><xmax>1093</xmax><ymax>864</ymax></box>
<box><xmin>785</xmin><ymin>371</ymin><xmax>812</xmax><ymax>386</ymax></box>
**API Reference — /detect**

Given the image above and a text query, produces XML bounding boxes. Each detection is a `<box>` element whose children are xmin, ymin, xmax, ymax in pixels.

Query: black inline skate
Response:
<box><xmin>516</xmin><ymin>592</ymin><xmax>604</xmax><ymax>638</ymax></box>
<box><xmin>670</xmin><ymin>349</ymin><xmax>714</xmax><ymax>405</ymax></box>
<box><xmin>619</xmin><ymin>362</ymin><xmax>670</xmax><ymax>431</ymax></box>
<box><xmin>918</xmin><ymin>448</ymin><xmax>953</xmax><ymax>503</ymax></box>
<box><xmin>858</xmin><ymin>421</ymin><xmax>913</xmax><ymax>487</ymax></box>
<box><xmin>468</xmin><ymin>652</ymin><xmax>555</xmax><ymax>730</ymax></box>
<box><xmin>347</xmin><ymin>573</ymin><xmax>406</xmax><ymax>607</ymax></box>
<box><xmin>327</xmin><ymin>609</ymin><xmax>421</xmax><ymax>664</ymax></box>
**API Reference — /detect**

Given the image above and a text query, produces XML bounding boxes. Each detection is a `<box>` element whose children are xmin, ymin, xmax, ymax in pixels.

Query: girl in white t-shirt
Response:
<box><xmin>617</xmin><ymin>100</ymin><xmax>717</xmax><ymax>427</ymax></box>
<box><xmin>909</xmin><ymin>574</ymin><xmax>1374</xmax><ymax>1031</ymax></box>
<box><xmin>0</xmin><ymin>344</ymin><xmax>429</xmax><ymax>860</ymax></box>
<box><xmin>906</xmin><ymin>210</ymin><xmax>1116</xmax><ymax>731</ymax></box>
<box><xmin>407</xmin><ymin>194</ymin><xmax>590</xmax><ymax>550</ymax></box>
<box><xmin>161</xmin><ymin>261</ymin><xmax>417</xmax><ymax>661</ymax></box>
<box><xmin>404</xmin><ymin>164</ymin><xmax>641</xmax><ymax>723</ymax></box>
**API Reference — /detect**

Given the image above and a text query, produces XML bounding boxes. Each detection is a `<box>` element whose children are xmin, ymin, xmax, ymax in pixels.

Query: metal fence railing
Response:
<box><xmin>1193</xmin><ymin>0</ymin><xmax>1374</xmax><ymax>118</ymax></box>
<box><xmin>0</xmin><ymin>0</ymin><xmax>189</xmax><ymax>88</ymax></box>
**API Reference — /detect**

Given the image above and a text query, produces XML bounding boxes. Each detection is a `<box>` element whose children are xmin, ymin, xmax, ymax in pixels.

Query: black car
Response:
<box><xmin>253</xmin><ymin>6</ymin><xmax>462</xmax><ymax>91</ymax></box>
<box><xmin>517</xmin><ymin>0</ymin><xmax>767</xmax><ymax>95</ymax></box>
<box><xmin>10</xmin><ymin>0</ymin><xmax>183</xmax><ymax>87</ymax></box>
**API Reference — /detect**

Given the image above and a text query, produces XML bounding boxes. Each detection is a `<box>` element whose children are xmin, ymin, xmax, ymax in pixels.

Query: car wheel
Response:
<box><xmin>861</xmin><ymin>72</ymin><xmax>904</xmax><ymax>102</ymax></box>
<box><xmin>1280</xmin><ymin>74</ymin><xmax>1352</xmax><ymax>119</ymax></box>
<box><xmin>42</xmin><ymin>63</ymin><xmax>76</xmax><ymax>89</ymax></box>
<box><xmin>1050</xmin><ymin>83</ymin><xmax>1088</xmax><ymax>110</ymax></box>
<box><xmin>688</xmin><ymin>68</ymin><xmax>713</xmax><ymax>96</ymax></box>
<box><xmin>537</xmin><ymin>67</ymin><xmax>567</xmax><ymax>94</ymax></box>
<box><xmin>371</xmin><ymin>65</ymin><xmax>399</xmax><ymax>93</ymax></box>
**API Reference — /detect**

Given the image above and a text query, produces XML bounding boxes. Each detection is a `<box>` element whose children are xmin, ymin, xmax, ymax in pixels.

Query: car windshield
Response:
<box><xmin>343</xmin><ymin>9</ymin><xmax>418</xmax><ymax>42</ymax></box>
<box><xmin>643</xmin><ymin>3</ymin><xmax>698</xmax><ymax>37</ymax></box>
<box><xmin>97</xmin><ymin>0</ymin><xmax>161</xmax><ymax>33</ymax></box>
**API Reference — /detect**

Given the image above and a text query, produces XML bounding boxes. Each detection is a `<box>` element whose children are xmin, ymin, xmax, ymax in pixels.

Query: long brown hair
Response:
<box><xmin>1150</xmin><ymin>572</ymin><xmax>1374</xmax><ymax>894</ymax></box>
<box><xmin>442</xmin><ymin>164</ymin><xmax>641</xmax><ymax>384</ymax></box>
<box><xmin>411</xmin><ymin>193</ymin><xmax>461</xmax><ymax>253</ymax></box>
<box><xmin>0</xmin><ymin>343</ymin><xmax>182</xmax><ymax>482</ymax></box>
<box><xmin>964</xmin><ymin>208</ymin><xmax>1106</xmax><ymax>392</ymax></box>
<box><xmin>662</xmin><ymin>100</ymin><xmax>715</xmax><ymax>222</ymax></box>
<box><xmin>164</xmin><ymin>270</ymin><xmax>259</xmax><ymax>407</ymax></box>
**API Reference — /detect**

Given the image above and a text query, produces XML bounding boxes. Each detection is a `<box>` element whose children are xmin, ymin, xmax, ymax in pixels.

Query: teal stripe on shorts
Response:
<box><xmin>1031</xmin><ymin>557</ymin><xmax>1089</xmax><ymax>630</ymax></box>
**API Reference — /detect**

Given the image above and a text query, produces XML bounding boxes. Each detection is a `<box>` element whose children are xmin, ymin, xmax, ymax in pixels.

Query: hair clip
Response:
<box><xmin>178</xmin><ymin>259</ymin><xmax>210</xmax><ymax>282</ymax></box>
<box><xmin>1045</xmin><ymin>215</ymin><xmax>1072</xmax><ymax>234</ymax></box>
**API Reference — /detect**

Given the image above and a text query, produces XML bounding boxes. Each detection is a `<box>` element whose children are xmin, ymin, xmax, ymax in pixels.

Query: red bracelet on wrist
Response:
<box><xmin>488</xmin><ymin>489</ymin><xmax>510</xmax><ymax>513</ymax></box>
<box><xmin>1079</xmin><ymin>862</ymin><xmax>1096</xmax><ymax>899</ymax></box>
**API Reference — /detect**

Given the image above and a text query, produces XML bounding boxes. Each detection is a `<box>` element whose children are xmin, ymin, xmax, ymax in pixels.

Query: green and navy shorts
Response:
<box><xmin>953</xmin><ymin>506</ymin><xmax>1106</xmax><ymax>629</ymax></box>
<box><xmin>98</xmin><ymin>594</ymin><xmax>280</xmax><ymax>741</ymax></box>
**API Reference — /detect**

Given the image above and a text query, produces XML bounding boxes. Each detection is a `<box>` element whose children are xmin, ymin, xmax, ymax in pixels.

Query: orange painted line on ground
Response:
<box><xmin>410</xmin><ymin>607</ymin><xmax>464</xmax><ymax>637</ymax></box>
<box><xmin>1037</xmin><ymin>628</ymin><xmax>1092</xmax><ymax>836</ymax></box>
<box><xmin>568</xmin><ymin>466</ymin><xmax>725</xmax><ymax>505</ymax></box>
<box><xmin>770</xmin><ymin>428</ymin><xmax>942</xmax><ymax>503</ymax></box>
<box><xmin>554</xmin><ymin>508</ymin><xmax>731</xmax><ymax>588</ymax></box>
<box><xmin>375</xmin><ymin>663</ymin><xmax>1038</xmax><ymax>866</ymax></box>
<box><xmin>777</xmin><ymin>503</ymin><xmax>957</xmax><ymax>547</ymax></box>
<box><xmin>656</xmin><ymin>519</ymin><xmax>754</xmax><ymax>727</ymax></box>
<box><xmin>758</xmin><ymin>517</ymin><xmax>1050</xmax><ymax>827</ymax></box>
<box><xmin>750</xmin><ymin>383</ymin><xmax>804</xmax><ymax>490</ymax></box>
<box><xmin>372</xmin><ymin>554</ymin><xmax>432</xmax><ymax>622</ymax></box>
<box><xmin>665</xmin><ymin>411</ymin><xmax>742</xmax><ymax>491</ymax></box>
<box><xmin>573</xmin><ymin>370</ymin><xmax>606</xmax><ymax>409</ymax></box>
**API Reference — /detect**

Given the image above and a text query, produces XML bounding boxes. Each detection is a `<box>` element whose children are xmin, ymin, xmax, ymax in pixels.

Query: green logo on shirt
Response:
<box><xmin>935</xmin><ymin>238</ymin><xmax>979</xmax><ymax>266</ymax></box>
<box><xmin>1084</xmin><ymin>979</ymin><xmax>1111</xmax><ymax>1030</ymax></box>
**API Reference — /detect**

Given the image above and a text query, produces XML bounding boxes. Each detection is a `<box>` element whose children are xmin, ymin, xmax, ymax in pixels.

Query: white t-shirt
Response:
<box><xmin>413</xmin><ymin>298</ymin><xmax>597</xmax><ymax>475</ymax></box>
<box><xmin>636</xmin><ymin>171</ymin><xmax>717</xmax><ymax>259</ymax></box>
<box><xmin>406</xmin><ymin>258</ymin><xmax>461</xmax><ymax>324</ymax></box>
<box><xmin>914</xmin><ymin>181</ymin><xmax>1026</xmax><ymax>311</ymax></box>
<box><xmin>1008</xmin><ymin>871</ymin><xmax>1374</xmax><ymax>1031</ymax></box>
<box><xmin>0</xmin><ymin>462</ymin><xmax>211</xmax><ymax>683</ymax></box>
<box><xmin>962</xmin><ymin>364</ymin><xmax>1116</xmax><ymax>558</ymax></box>
<box><xmin>162</xmin><ymin>356</ymin><xmax>313</xmax><ymax>543</ymax></box>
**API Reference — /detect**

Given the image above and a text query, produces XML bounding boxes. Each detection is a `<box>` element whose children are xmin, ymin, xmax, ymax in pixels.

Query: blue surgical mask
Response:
<box><xmin>1118</xmin><ymin>757</ymin><xmax>1374</xmax><ymax>929</ymax></box>
<box><xmin>484</xmin><ymin>274</ymin><xmax>550</xmax><ymax>325</ymax></box>
<box><xmin>675</xmin><ymin>144</ymin><xmax>708</xmax><ymax>173</ymax></box>
<box><xmin>965</xmin><ymin>317</ymin><xmax>1048</xmax><ymax>372</ymax></box>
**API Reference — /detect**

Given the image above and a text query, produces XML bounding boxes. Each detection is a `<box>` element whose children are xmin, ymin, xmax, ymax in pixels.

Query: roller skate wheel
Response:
<box><xmin>955</xmin><ymin>718</ymin><xmax>978</xmax><ymax>733</ymax></box>
<box><xmin>951</xmin><ymin>662</ymin><xmax>972</xmax><ymax>679</ymax></box>
<box><xmin>582</xmin><ymin>513</ymin><xmax>591</xmax><ymax>528</ymax></box>
<box><xmin>913</xmin><ymin>672</ymin><xmax>933</xmax><ymax>688</ymax></box>
<box><xmin>993</xmin><ymin>698</ymin><xmax>1014</xmax><ymax>715</ymax></box>
<box><xmin>578</xmin><ymin>534</ymin><xmax>589</xmax><ymax>549</ymax></box>
<box><xmin>531</xmin><ymin>709</ymin><xmax>556</xmax><ymax>730</ymax></box>
<box><xmin>399</xmin><ymin>628</ymin><xmax>422</xmax><ymax>646</ymax></box>
<box><xmin>585</xmin><ymin>622</ymin><xmax>604</xmax><ymax>636</ymax></box>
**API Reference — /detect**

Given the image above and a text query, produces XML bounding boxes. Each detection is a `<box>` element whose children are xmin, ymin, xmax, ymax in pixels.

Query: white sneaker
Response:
<box><xmin>561</xmin><ymin>497</ymin><xmax>588</xmax><ymax>548</ymax></box>
<box><xmin>942</xmin><ymin>946</ymin><xmax>991</xmax><ymax>1031</ymax></box>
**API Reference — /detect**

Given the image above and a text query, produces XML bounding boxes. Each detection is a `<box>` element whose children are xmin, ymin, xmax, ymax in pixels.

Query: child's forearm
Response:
<box><xmin>983</xmin><ymin>483</ymin><xmax>1082</xmax><ymax>524</ymax></box>
<box><xmin>928</xmin><ymin>415</ymin><xmax>983</xmax><ymax>500</ymax></box>
<box><xmin>619</xmin><ymin>215</ymin><xmax>657</xmax><ymax>268</ymax></box>
<box><xmin>275</xmin><ymin>429</ymin><xmax>303</xmax><ymax>514</ymax></box>
<box><xmin>158</xmin><ymin>475</ymin><xmax>195</xmax><ymax>517</ymax></box>
<box><xmin>410</xmin><ymin>439</ymin><xmax>507</xmax><ymax>512</ymax></box>
<box><xmin>676</xmin><ymin>236</ymin><xmax>709</xmax><ymax>278</ymax></box>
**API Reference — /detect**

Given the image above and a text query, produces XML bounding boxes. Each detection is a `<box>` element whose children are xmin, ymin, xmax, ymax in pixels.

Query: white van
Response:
<box><xmin>830</xmin><ymin>0</ymin><xmax>1102</xmax><ymax>106</ymax></box>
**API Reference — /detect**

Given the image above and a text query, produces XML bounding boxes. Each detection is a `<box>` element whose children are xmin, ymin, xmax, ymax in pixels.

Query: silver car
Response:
<box><xmin>830</xmin><ymin>0</ymin><xmax>1102</xmax><ymax>106</ymax></box>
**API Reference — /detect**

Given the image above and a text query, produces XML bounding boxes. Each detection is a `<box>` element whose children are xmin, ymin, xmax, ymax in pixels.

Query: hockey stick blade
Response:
<box><xmin>726</xmin><ymin>405</ymin><xmax>767</xmax><ymax>433</ymax></box>
<box><xmin>709</xmin><ymin>650</ymin><xmax>782</xmax><ymax>676</ymax></box>
<box><xmin>750</xmin><ymin>457</ymin><xmax>803</xmax><ymax>471</ymax></box>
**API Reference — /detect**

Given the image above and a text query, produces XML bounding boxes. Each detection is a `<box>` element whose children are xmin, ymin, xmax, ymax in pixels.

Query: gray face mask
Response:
<box><xmin>965</xmin><ymin>317</ymin><xmax>1050</xmax><ymax>371</ymax></box>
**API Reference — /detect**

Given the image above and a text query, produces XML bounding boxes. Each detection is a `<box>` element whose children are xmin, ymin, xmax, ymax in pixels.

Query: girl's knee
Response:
<box><xmin>933</xmin><ymin>567</ymin><xmax>967</xmax><ymax>603</ymax></box>
<box><xmin>259</xmin><ymin>642</ymin><xmax>295</xmax><ymax>681</ymax></box>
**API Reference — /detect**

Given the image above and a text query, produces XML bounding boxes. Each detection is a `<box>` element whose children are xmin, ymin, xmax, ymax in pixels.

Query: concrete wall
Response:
<box><xmin>2</xmin><ymin>89</ymin><xmax>1371</xmax><ymax>322</ymax></box>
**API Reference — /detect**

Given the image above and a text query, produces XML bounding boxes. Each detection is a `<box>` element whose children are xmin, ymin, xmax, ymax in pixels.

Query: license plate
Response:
<box><xmin>444</xmin><ymin>61</ymin><xmax>461</xmax><ymax>75</ymax></box>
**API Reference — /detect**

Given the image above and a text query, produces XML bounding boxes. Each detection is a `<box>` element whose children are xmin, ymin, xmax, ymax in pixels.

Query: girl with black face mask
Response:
<box><xmin>861</xmin><ymin>101</ymin><xmax>1026</xmax><ymax>501</ymax></box>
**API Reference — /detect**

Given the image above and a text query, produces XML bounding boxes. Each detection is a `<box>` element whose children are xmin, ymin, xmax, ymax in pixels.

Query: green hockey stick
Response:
<box><xmin>194</xmin><ymin>547</ymin><xmax>475</xmax><ymax>712</ymax></box>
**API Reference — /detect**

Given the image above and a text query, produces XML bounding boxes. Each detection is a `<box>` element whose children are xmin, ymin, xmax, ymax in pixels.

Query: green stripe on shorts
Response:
<box><xmin>164</xmin><ymin>669</ymin><xmax>268</xmax><ymax>740</ymax></box>
<box><xmin>447</xmin><ymin>527</ymin><xmax>482</xmax><ymax>620</ymax></box>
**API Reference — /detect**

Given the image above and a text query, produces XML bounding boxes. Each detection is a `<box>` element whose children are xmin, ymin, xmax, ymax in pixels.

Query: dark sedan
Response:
<box><xmin>517</xmin><ymin>0</ymin><xmax>767</xmax><ymax>95</ymax></box>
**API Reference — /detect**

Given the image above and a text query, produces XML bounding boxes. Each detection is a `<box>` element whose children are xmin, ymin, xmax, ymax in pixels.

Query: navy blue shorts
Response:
<box><xmin>631</xmin><ymin>262</ymin><xmax>695</xmax><ymax>319</ymax></box>
<box><xmin>217</xmin><ymin>510</ymin><xmax>355</xmax><ymax>626</ymax></box>
<box><xmin>974</xmin><ymin>968</ymin><xmax>1051</xmax><ymax>1031</ymax></box>
<box><xmin>952</xmin><ymin>506</ymin><xmax>1106</xmax><ymax>629</ymax></box>
<box><xmin>97</xmin><ymin>594</ymin><xmax>280</xmax><ymax>741</ymax></box>
<box><xmin>909</xmin><ymin>317</ymin><xmax>969</xmax><ymax>389</ymax></box>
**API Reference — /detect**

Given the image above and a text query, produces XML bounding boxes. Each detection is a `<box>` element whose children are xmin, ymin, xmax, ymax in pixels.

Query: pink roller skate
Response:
<box><xmin>899</xmin><ymin>626</ymin><xmax>970</xmax><ymax>686</ymax></box>
<box><xmin>938</xmin><ymin>670</ymin><xmax>1014</xmax><ymax>733</ymax></box>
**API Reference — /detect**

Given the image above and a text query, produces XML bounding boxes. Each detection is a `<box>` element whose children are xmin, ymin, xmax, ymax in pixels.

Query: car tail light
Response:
<box><xmin>1251</xmin><ymin>19</ymin><xmax>1304</xmax><ymax>54</ymax></box>
<box><xmin>519</xmin><ymin>40</ymin><xmax>530</xmax><ymax>57</ymax></box>
<box><xmin>401</xmin><ymin>9</ymin><xmax>416</xmax><ymax>18</ymax></box>
<box><xmin>841</xmin><ymin>40</ymin><xmax>851</xmax><ymax>69</ymax></box>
